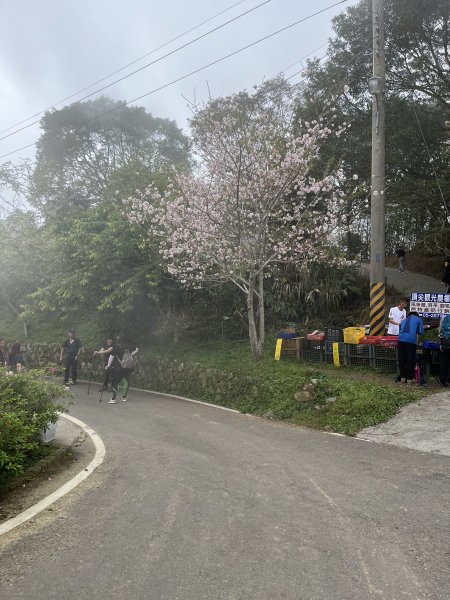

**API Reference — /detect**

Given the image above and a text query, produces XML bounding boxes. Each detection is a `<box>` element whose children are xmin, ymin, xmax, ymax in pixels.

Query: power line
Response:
<box><xmin>73</xmin><ymin>1</ymin><xmax>353</xmax><ymax>126</ymax></box>
<box><xmin>0</xmin><ymin>0</ymin><xmax>251</xmax><ymax>138</ymax></box>
<box><xmin>0</xmin><ymin>0</ymin><xmax>273</xmax><ymax>144</ymax></box>
<box><xmin>0</xmin><ymin>0</ymin><xmax>352</xmax><ymax>162</ymax></box>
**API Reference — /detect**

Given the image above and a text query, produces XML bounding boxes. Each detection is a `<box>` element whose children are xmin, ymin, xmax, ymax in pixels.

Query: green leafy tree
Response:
<box><xmin>0</xmin><ymin>212</ymin><xmax>49</xmax><ymax>335</ymax></box>
<box><xmin>30</xmin><ymin>97</ymin><xmax>191</xmax><ymax>220</ymax></box>
<box><xmin>297</xmin><ymin>0</ymin><xmax>450</xmax><ymax>255</ymax></box>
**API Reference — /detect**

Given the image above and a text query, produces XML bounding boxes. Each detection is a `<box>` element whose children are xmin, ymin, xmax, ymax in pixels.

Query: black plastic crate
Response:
<box><xmin>372</xmin><ymin>346</ymin><xmax>398</xmax><ymax>372</ymax></box>
<box><xmin>422</xmin><ymin>349</ymin><xmax>441</xmax><ymax>377</ymax></box>
<box><xmin>325</xmin><ymin>328</ymin><xmax>343</xmax><ymax>342</ymax></box>
<box><xmin>302</xmin><ymin>339</ymin><xmax>324</xmax><ymax>363</ymax></box>
<box><xmin>346</xmin><ymin>343</ymin><xmax>372</xmax><ymax>367</ymax></box>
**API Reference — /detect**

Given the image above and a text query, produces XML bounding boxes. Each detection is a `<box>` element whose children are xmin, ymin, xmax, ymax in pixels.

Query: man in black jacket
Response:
<box><xmin>60</xmin><ymin>330</ymin><xmax>82</xmax><ymax>388</ymax></box>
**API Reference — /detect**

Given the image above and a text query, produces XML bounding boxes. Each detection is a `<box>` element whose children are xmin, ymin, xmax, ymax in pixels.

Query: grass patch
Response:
<box><xmin>139</xmin><ymin>337</ymin><xmax>427</xmax><ymax>436</ymax></box>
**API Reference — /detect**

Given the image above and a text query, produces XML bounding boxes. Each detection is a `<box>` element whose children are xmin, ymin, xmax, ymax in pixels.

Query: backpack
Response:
<box><xmin>120</xmin><ymin>349</ymin><xmax>134</xmax><ymax>370</ymax></box>
<box><xmin>441</xmin><ymin>315</ymin><xmax>450</xmax><ymax>348</ymax></box>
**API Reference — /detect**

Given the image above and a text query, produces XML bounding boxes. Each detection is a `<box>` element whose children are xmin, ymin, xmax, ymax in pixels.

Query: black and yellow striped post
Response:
<box><xmin>370</xmin><ymin>282</ymin><xmax>386</xmax><ymax>335</ymax></box>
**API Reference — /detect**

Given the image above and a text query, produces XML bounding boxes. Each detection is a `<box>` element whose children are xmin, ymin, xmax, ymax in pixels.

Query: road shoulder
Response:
<box><xmin>357</xmin><ymin>390</ymin><xmax>450</xmax><ymax>456</ymax></box>
<box><xmin>0</xmin><ymin>414</ymin><xmax>105</xmax><ymax>535</ymax></box>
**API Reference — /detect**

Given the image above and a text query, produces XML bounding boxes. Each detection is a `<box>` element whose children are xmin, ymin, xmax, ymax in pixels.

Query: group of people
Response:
<box><xmin>59</xmin><ymin>331</ymin><xmax>138</xmax><ymax>404</ymax></box>
<box><xmin>0</xmin><ymin>338</ymin><xmax>26</xmax><ymax>373</ymax></box>
<box><xmin>388</xmin><ymin>298</ymin><xmax>450</xmax><ymax>387</ymax></box>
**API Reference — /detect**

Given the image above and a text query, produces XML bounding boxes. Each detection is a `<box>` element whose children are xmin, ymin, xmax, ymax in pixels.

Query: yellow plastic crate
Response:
<box><xmin>343</xmin><ymin>327</ymin><xmax>365</xmax><ymax>344</ymax></box>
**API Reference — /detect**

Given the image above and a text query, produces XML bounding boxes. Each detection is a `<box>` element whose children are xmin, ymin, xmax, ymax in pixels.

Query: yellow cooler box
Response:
<box><xmin>343</xmin><ymin>327</ymin><xmax>365</xmax><ymax>344</ymax></box>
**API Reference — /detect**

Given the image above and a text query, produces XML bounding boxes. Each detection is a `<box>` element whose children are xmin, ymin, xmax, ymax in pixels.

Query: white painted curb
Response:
<box><xmin>0</xmin><ymin>413</ymin><xmax>106</xmax><ymax>537</ymax></box>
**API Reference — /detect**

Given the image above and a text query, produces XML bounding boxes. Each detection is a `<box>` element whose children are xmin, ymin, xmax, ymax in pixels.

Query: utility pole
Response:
<box><xmin>368</xmin><ymin>0</ymin><xmax>386</xmax><ymax>335</ymax></box>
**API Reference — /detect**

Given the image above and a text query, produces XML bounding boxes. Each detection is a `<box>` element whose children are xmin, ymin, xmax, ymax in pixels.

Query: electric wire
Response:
<box><xmin>0</xmin><ymin>0</ymin><xmax>273</xmax><ymax>144</ymax></box>
<box><xmin>0</xmin><ymin>0</ymin><xmax>252</xmax><ymax>138</ymax></box>
<box><xmin>0</xmin><ymin>0</ymin><xmax>352</xmax><ymax>162</ymax></box>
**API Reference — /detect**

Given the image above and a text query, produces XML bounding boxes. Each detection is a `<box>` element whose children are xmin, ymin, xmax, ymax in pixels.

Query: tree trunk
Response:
<box><xmin>247</xmin><ymin>273</ymin><xmax>262</xmax><ymax>359</ymax></box>
<box><xmin>257</xmin><ymin>270</ymin><xmax>265</xmax><ymax>357</ymax></box>
<box><xmin>23</xmin><ymin>319</ymin><xmax>30</xmax><ymax>337</ymax></box>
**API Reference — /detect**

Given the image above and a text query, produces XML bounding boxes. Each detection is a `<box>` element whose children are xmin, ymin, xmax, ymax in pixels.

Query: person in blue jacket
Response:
<box><xmin>397</xmin><ymin>311</ymin><xmax>424</xmax><ymax>384</ymax></box>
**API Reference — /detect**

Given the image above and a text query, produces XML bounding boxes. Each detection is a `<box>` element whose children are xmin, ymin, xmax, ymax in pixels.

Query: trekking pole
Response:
<box><xmin>100</xmin><ymin>365</ymin><xmax>107</xmax><ymax>403</ymax></box>
<box><xmin>87</xmin><ymin>354</ymin><xmax>95</xmax><ymax>395</ymax></box>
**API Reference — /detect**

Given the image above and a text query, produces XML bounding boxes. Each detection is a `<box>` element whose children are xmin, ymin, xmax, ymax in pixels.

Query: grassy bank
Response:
<box><xmin>141</xmin><ymin>337</ymin><xmax>426</xmax><ymax>436</ymax></box>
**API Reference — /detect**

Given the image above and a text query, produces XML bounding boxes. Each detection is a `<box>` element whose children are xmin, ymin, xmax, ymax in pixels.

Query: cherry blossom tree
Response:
<box><xmin>124</xmin><ymin>79</ymin><xmax>346</xmax><ymax>359</ymax></box>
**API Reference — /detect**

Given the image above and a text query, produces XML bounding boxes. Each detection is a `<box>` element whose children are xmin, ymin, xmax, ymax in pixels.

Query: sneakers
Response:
<box><xmin>64</xmin><ymin>385</ymin><xmax>70</xmax><ymax>391</ymax></box>
<box><xmin>121</xmin><ymin>396</ymin><xmax>127</xmax><ymax>402</ymax></box>
<box><xmin>107</xmin><ymin>398</ymin><xmax>117</xmax><ymax>404</ymax></box>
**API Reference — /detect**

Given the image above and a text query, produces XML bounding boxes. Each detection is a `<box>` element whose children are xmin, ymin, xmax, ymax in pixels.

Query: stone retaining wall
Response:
<box><xmin>20</xmin><ymin>343</ymin><xmax>263</xmax><ymax>412</ymax></box>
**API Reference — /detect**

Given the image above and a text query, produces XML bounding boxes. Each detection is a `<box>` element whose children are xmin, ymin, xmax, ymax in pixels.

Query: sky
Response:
<box><xmin>0</xmin><ymin>0</ymin><xmax>357</xmax><ymax>167</ymax></box>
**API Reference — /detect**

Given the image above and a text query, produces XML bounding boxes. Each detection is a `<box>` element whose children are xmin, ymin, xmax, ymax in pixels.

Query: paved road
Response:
<box><xmin>361</xmin><ymin>264</ymin><xmax>443</xmax><ymax>294</ymax></box>
<box><xmin>1</xmin><ymin>384</ymin><xmax>449</xmax><ymax>599</ymax></box>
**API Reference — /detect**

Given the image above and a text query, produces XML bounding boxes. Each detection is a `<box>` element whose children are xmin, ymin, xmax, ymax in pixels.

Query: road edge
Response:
<box><xmin>0</xmin><ymin>413</ymin><xmax>106</xmax><ymax>537</ymax></box>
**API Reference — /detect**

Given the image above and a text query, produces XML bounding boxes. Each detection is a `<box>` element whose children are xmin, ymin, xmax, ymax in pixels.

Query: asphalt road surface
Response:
<box><xmin>1</xmin><ymin>384</ymin><xmax>449</xmax><ymax>599</ymax></box>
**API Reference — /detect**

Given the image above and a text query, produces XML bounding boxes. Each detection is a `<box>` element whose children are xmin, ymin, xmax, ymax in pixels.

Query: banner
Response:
<box><xmin>409</xmin><ymin>292</ymin><xmax>450</xmax><ymax>318</ymax></box>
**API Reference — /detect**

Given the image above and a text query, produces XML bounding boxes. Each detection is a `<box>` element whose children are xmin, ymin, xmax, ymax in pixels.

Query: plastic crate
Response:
<box><xmin>301</xmin><ymin>339</ymin><xmax>324</xmax><ymax>363</ymax></box>
<box><xmin>422</xmin><ymin>341</ymin><xmax>440</xmax><ymax>351</ymax></box>
<box><xmin>306</xmin><ymin>333</ymin><xmax>325</xmax><ymax>341</ymax></box>
<box><xmin>372</xmin><ymin>346</ymin><xmax>398</xmax><ymax>372</ymax></box>
<box><xmin>279</xmin><ymin>338</ymin><xmax>301</xmax><ymax>359</ymax></box>
<box><xmin>277</xmin><ymin>332</ymin><xmax>300</xmax><ymax>339</ymax></box>
<box><xmin>325</xmin><ymin>328</ymin><xmax>343</xmax><ymax>342</ymax></box>
<box><xmin>346</xmin><ymin>343</ymin><xmax>372</xmax><ymax>367</ymax></box>
<box><xmin>360</xmin><ymin>335</ymin><xmax>398</xmax><ymax>347</ymax></box>
<box><xmin>343</xmin><ymin>327</ymin><xmax>365</xmax><ymax>344</ymax></box>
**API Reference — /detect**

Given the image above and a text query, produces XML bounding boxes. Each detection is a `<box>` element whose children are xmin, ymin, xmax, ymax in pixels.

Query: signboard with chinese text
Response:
<box><xmin>409</xmin><ymin>292</ymin><xmax>450</xmax><ymax>319</ymax></box>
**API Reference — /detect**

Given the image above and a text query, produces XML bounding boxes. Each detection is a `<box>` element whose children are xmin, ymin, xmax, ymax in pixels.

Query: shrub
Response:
<box><xmin>0</xmin><ymin>369</ymin><xmax>67</xmax><ymax>485</ymax></box>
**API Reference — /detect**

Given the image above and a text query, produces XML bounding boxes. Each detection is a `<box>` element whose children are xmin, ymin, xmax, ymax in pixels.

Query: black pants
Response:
<box><xmin>111</xmin><ymin>367</ymin><xmax>132</xmax><ymax>399</ymax></box>
<box><xmin>439</xmin><ymin>348</ymin><xmax>450</xmax><ymax>384</ymax></box>
<box><xmin>64</xmin><ymin>356</ymin><xmax>78</xmax><ymax>384</ymax></box>
<box><xmin>397</xmin><ymin>342</ymin><xmax>416</xmax><ymax>381</ymax></box>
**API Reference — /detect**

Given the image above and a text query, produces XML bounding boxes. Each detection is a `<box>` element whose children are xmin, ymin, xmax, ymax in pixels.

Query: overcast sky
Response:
<box><xmin>0</xmin><ymin>0</ymin><xmax>356</xmax><ymax>165</ymax></box>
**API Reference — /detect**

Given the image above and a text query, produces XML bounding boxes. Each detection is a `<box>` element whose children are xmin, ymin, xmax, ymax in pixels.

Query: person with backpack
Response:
<box><xmin>397</xmin><ymin>311</ymin><xmax>424</xmax><ymax>384</ymax></box>
<box><xmin>439</xmin><ymin>314</ymin><xmax>450</xmax><ymax>387</ymax></box>
<box><xmin>105</xmin><ymin>343</ymin><xmax>138</xmax><ymax>404</ymax></box>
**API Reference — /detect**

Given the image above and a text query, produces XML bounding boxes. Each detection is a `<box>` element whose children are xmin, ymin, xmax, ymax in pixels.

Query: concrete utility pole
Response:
<box><xmin>369</xmin><ymin>0</ymin><xmax>386</xmax><ymax>335</ymax></box>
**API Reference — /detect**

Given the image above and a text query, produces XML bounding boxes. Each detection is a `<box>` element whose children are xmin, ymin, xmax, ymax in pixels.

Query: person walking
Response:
<box><xmin>117</xmin><ymin>344</ymin><xmax>138</xmax><ymax>402</ymax></box>
<box><xmin>8</xmin><ymin>342</ymin><xmax>25</xmax><ymax>373</ymax></box>
<box><xmin>94</xmin><ymin>336</ymin><xmax>114</xmax><ymax>391</ymax></box>
<box><xmin>439</xmin><ymin>314</ymin><xmax>450</xmax><ymax>387</ymax></box>
<box><xmin>387</xmin><ymin>298</ymin><xmax>408</xmax><ymax>336</ymax></box>
<box><xmin>60</xmin><ymin>330</ymin><xmax>82</xmax><ymax>388</ymax></box>
<box><xmin>395</xmin><ymin>246</ymin><xmax>406</xmax><ymax>272</ymax></box>
<box><xmin>105</xmin><ymin>342</ymin><xmax>138</xmax><ymax>404</ymax></box>
<box><xmin>441</xmin><ymin>257</ymin><xmax>450</xmax><ymax>293</ymax></box>
<box><xmin>397</xmin><ymin>311</ymin><xmax>424</xmax><ymax>384</ymax></box>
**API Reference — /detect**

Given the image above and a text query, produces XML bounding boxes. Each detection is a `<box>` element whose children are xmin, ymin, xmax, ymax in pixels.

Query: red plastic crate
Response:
<box><xmin>360</xmin><ymin>336</ymin><xmax>398</xmax><ymax>347</ymax></box>
<box><xmin>306</xmin><ymin>333</ymin><xmax>325</xmax><ymax>341</ymax></box>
